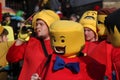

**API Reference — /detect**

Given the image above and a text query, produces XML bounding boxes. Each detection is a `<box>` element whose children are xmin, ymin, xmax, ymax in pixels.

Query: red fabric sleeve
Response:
<box><xmin>6</xmin><ymin>41</ymin><xmax>26</xmax><ymax>63</ymax></box>
<box><xmin>111</xmin><ymin>47</ymin><xmax>120</xmax><ymax>80</ymax></box>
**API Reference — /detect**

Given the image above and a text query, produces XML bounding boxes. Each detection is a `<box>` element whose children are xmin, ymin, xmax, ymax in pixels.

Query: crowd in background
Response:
<box><xmin>0</xmin><ymin>0</ymin><xmax>120</xmax><ymax>80</ymax></box>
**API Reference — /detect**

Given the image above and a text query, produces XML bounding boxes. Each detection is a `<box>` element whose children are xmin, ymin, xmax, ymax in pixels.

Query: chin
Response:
<box><xmin>36</xmin><ymin>33</ymin><xmax>42</xmax><ymax>37</ymax></box>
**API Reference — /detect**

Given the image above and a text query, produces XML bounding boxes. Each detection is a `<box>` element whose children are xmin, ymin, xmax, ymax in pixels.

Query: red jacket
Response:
<box><xmin>112</xmin><ymin>47</ymin><xmax>120</xmax><ymax>80</ymax></box>
<box><xmin>6</xmin><ymin>37</ymin><xmax>53</xmax><ymax>80</ymax></box>
<box><xmin>83</xmin><ymin>40</ymin><xmax>120</xmax><ymax>80</ymax></box>
<box><xmin>41</xmin><ymin>53</ymin><xmax>106</xmax><ymax>80</ymax></box>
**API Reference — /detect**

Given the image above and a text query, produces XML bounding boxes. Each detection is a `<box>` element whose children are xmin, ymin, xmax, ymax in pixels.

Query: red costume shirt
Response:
<box><xmin>83</xmin><ymin>40</ymin><xmax>120</xmax><ymax>80</ymax></box>
<box><xmin>42</xmin><ymin>53</ymin><xmax>106</xmax><ymax>80</ymax></box>
<box><xmin>6</xmin><ymin>37</ymin><xmax>53</xmax><ymax>80</ymax></box>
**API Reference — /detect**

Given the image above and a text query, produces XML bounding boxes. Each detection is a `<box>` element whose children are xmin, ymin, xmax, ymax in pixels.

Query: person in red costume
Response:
<box><xmin>6</xmin><ymin>9</ymin><xmax>60</xmax><ymax>80</ymax></box>
<box><xmin>79</xmin><ymin>10</ymin><xmax>99</xmax><ymax>56</ymax></box>
<box><xmin>80</xmin><ymin>10</ymin><xmax>98</xmax><ymax>42</ymax></box>
<box><xmin>31</xmin><ymin>20</ymin><xmax>106</xmax><ymax>80</ymax></box>
<box><xmin>82</xmin><ymin>8</ymin><xmax>119</xmax><ymax>80</ymax></box>
<box><xmin>104</xmin><ymin>8</ymin><xmax>120</xmax><ymax>80</ymax></box>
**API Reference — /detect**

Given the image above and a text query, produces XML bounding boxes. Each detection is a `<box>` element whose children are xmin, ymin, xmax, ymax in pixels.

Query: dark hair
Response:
<box><xmin>0</xmin><ymin>29</ymin><xmax>9</xmax><ymax>36</ymax></box>
<box><xmin>70</xmin><ymin>14</ymin><xmax>80</xmax><ymax>22</ymax></box>
<box><xmin>104</xmin><ymin>8</ymin><xmax>120</xmax><ymax>33</ymax></box>
<box><xmin>3</xmin><ymin>13</ymin><xmax>10</xmax><ymax>17</ymax></box>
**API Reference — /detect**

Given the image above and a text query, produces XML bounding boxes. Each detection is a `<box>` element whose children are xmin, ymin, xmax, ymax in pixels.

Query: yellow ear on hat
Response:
<box><xmin>32</xmin><ymin>9</ymin><xmax>60</xmax><ymax>29</ymax></box>
<box><xmin>0</xmin><ymin>26</ymin><xmax>4</xmax><ymax>35</ymax></box>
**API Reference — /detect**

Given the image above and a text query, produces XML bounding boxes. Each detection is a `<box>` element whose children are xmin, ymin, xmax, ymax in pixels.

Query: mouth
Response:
<box><xmin>36</xmin><ymin>29</ymin><xmax>41</xmax><ymax>32</ymax></box>
<box><xmin>84</xmin><ymin>16</ymin><xmax>95</xmax><ymax>20</ymax></box>
<box><xmin>53</xmin><ymin>46</ymin><xmax>66</xmax><ymax>54</ymax></box>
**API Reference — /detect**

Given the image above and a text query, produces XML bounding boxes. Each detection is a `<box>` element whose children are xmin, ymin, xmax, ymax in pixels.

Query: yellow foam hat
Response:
<box><xmin>97</xmin><ymin>15</ymin><xmax>107</xmax><ymax>36</ymax></box>
<box><xmin>50</xmin><ymin>20</ymin><xmax>85</xmax><ymax>58</ymax></box>
<box><xmin>32</xmin><ymin>9</ymin><xmax>60</xmax><ymax>29</ymax></box>
<box><xmin>79</xmin><ymin>10</ymin><xmax>98</xmax><ymax>40</ymax></box>
<box><xmin>97</xmin><ymin>8</ymin><xmax>117</xmax><ymax>37</ymax></box>
<box><xmin>0</xmin><ymin>26</ymin><xmax>4</xmax><ymax>35</ymax></box>
<box><xmin>3</xmin><ymin>26</ymin><xmax>15</xmax><ymax>41</ymax></box>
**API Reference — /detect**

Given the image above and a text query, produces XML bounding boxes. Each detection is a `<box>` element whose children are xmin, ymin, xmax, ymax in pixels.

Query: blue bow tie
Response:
<box><xmin>53</xmin><ymin>56</ymin><xmax>80</xmax><ymax>73</ymax></box>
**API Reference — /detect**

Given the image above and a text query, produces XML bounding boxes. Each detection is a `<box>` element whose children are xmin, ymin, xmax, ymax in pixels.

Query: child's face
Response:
<box><xmin>0</xmin><ymin>35</ymin><xmax>8</xmax><ymax>42</ymax></box>
<box><xmin>84</xmin><ymin>27</ymin><xmax>96</xmax><ymax>42</ymax></box>
<box><xmin>5</xmin><ymin>17</ymin><xmax>11</xmax><ymax>21</ymax></box>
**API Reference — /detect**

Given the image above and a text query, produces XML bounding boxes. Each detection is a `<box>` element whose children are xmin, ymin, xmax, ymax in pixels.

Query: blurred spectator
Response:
<box><xmin>50</xmin><ymin>0</ymin><xmax>61</xmax><ymax>11</ymax></box>
<box><xmin>69</xmin><ymin>14</ymin><xmax>80</xmax><ymax>22</ymax></box>
<box><xmin>11</xmin><ymin>10</ymin><xmax>25</xmax><ymax>21</ymax></box>
<box><xmin>56</xmin><ymin>10</ymin><xmax>63</xmax><ymax>19</ymax></box>
<box><xmin>0</xmin><ymin>26</ymin><xmax>8</xmax><ymax>42</ymax></box>
<box><xmin>58</xmin><ymin>0</ymin><xmax>72</xmax><ymax>18</ymax></box>
<box><xmin>1</xmin><ymin>12</ymin><xmax>20</xmax><ymax>39</ymax></box>
<box><xmin>0</xmin><ymin>26</ymin><xmax>14</xmax><ymax>80</ymax></box>
<box><xmin>1</xmin><ymin>13</ymin><xmax>11</xmax><ymax>26</ymax></box>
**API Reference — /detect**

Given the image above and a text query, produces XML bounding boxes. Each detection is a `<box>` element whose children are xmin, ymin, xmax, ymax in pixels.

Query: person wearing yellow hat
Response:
<box><xmin>82</xmin><ymin>8</ymin><xmax>120</xmax><ymax>80</ymax></box>
<box><xmin>0</xmin><ymin>26</ymin><xmax>8</xmax><ymax>42</ymax></box>
<box><xmin>97</xmin><ymin>7</ymin><xmax>117</xmax><ymax>42</ymax></box>
<box><xmin>90</xmin><ymin>8</ymin><xmax>119</xmax><ymax>80</ymax></box>
<box><xmin>104</xmin><ymin>8</ymin><xmax>120</xmax><ymax>80</ymax></box>
<box><xmin>31</xmin><ymin>20</ymin><xmax>107</xmax><ymax>80</ymax></box>
<box><xmin>80</xmin><ymin>10</ymin><xmax>112</xmax><ymax>80</ymax></box>
<box><xmin>79</xmin><ymin>10</ymin><xmax>98</xmax><ymax>42</ymax></box>
<box><xmin>6</xmin><ymin>9</ymin><xmax>60</xmax><ymax>80</ymax></box>
<box><xmin>0</xmin><ymin>26</ymin><xmax>4</xmax><ymax>35</ymax></box>
<box><xmin>0</xmin><ymin>26</ymin><xmax>14</xmax><ymax>80</ymax></box>
<box><xmin>80</xmin><ymin>10</ymin><xmax>99</xmax><ymax>58</ymax></box>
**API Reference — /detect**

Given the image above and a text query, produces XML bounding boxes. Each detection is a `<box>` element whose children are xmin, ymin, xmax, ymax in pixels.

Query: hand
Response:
<box><xmin>18</xmin><ymin>26</ymin><xmax>33</xmax><ymax>42</ymax></box>
<box><xmin>31</xmin><ymin>73</ymin><xmax>41</xmax><ymax>80</ymax></box>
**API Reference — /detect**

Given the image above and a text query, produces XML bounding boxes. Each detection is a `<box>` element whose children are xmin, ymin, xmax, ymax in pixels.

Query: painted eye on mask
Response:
<box><xmin>98</xmin><ymin>21</ymin><xmax>104</xmax><ymax>24</ymax></box>
<box><xmin>54</xmin><ymin>39</ymin><xmax>56</xmax><ymax>42</ymax></box>
<box><xmin>61</xmin><ymin>39</ymin><xmax>65</xmax><ymax>43</ymax></box>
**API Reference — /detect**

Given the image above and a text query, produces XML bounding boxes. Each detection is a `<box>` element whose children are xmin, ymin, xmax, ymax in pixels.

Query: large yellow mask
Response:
<box><xmin>97</xmin><ymin>8</ymin><xmax>117</xmax><ymax>37</ymax></box>
<box><xmin>97</xmin><ymin>15</ymin><xmax>107</xmax><ymax>36</ymax></box>
<box><xmin>49</xmin><ymin>20</ymin><xmax>85</xmax><ymax>58</ymax></box>
<box><xmin>79</xmin><ymin>11</ymin><xmax>98</xmax><ymax>40</ymax></box>
<box><xmin>104</xmin><ymin>9</ymin><xmax>120</xmax><ymax>47</ymax></box>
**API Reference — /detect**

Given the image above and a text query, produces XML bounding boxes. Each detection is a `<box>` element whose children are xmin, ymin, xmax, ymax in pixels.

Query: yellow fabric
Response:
<box><xmin>3</xmin><ymin>26</ymin><xmax>14</xmax><ymax>41</ymax></box>
<box><xmin>0</xmin><ymin>41</ymin><xmax>14</xmax><ymax>80</ymax></box>
<box><xmin>0</xmin><ymin>41</ymin><xmax>14</xmax><ymax>67</ymax></box>
<box><xmin>32</xmin><ymin>9</ymin><xmax>60</xmax><ymax>29</ymax></box>
<box><xmin>6</xmin><ymin>21</ymin><xmax>11</xmax><ymax>26</ymax></box>
<box><xmin>18</xmin><ymin>27</ymin><xmax>32</xmax><ymax>42</ymax></box>
<box><xmin>17</xmin><ymin>26</ymin><xmax>33</xmax><ymax>41</ymax></box>
<box><xmin>50</xmin><ymin>20</ymin><xmax>85</xmax><ymax>58</ymax></box>
<box><xmin>18</xmin><ymin>32</ymin><xmax>30</xmax><ymax>42</ymax></box>
<box><xmin>79</xmin><ymin>10</ymin><xmax>98</xmax><ymax>40</ymax></box>
<box><xmin>0</xmin><ymin>26</ymin><xmax>4</xmax><ymax>35</ymax></box>
<box><xmin>97</xmin><ymin>15</ymin><xmax>107</xmax><ymax>36</ymax></box>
